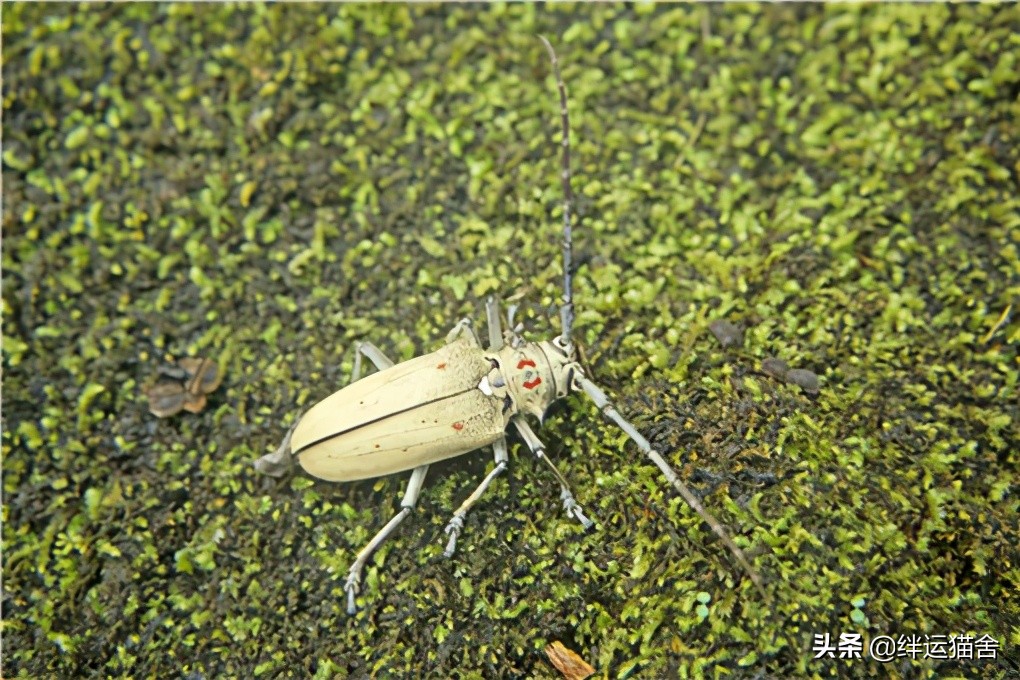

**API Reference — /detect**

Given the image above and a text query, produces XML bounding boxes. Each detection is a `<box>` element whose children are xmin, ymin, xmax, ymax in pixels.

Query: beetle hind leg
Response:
<box><xmin>512</xmin><ymin>416</ymin><xmax>594</xmax><ymax>530</ymax></box>
<box><xmin>345</xmin><ymin>464</ymin><xmax>429</xmax><ymax>614</ymax></box>
<box><xmin>252</xmin><ymin>421</ymin><xmax>299</xmax><ymax>476</ymax></box>
<box><xmin>443</xmin><ymin>436</ymin><xmax>509</xmax><ymax>557</ymax></box>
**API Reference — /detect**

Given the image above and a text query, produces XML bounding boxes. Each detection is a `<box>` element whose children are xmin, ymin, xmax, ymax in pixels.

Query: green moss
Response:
<box><xmin>3</xmin><ymin>3</ymin><xmax>1018</xmax><ymax>678</ymax></box>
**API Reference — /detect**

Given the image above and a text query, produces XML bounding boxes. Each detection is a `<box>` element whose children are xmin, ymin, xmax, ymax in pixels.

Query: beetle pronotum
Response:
<box><xmin>256</xmin><ymin>37</ymin><xmax>763</xmax><ymax>613</ymax></box>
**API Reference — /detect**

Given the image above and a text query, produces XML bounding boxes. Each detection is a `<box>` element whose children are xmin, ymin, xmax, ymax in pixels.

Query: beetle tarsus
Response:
<box><xmin>253</xmin><ymin>421</ymin><xmax>298</xmax><ymax>477</ymax></box>
<box><xmin>344</xmin><ymin>573</ymin><xmax>360</xmax><ymax>615</ymax></box>
<box><xmin>512</xmin><ymin>417</ymin><xmax>595</xmax><ymax>529</ymax></box>
<box><xmin>442</xmin><ymin>445</ymin><xmax>509</xmax><ymax>557</ymax></box>
<box><xmin>343</xmin><ymin>466</ymin><xmax>428</xmax><ymax>614</ymax></box>
<box><xmin>561</xmin><ymin>488</ymin><xmax>594</xmax><ymax>530</ymax></box>
<box><xmin>443</xmin><ymin>515</ymin><xmax>465</xmax><ymax>557</ymax></box>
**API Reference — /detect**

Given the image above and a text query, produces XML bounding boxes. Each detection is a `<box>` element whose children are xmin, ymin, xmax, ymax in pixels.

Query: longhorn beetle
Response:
<box><xmin>255</xmin><ymin>37</ymin><xmax>764</xmax><ymax>614</ymax></box>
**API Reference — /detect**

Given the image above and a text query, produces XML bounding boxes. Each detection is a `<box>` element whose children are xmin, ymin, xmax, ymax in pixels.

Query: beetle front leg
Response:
<box><xmin>345</xmin><ymin>464</ymin><xmax>429</xmax><ymax>615</ymax></box>
<box><xmin>443</xmin><ymin>436</ymin><xmax>509</xmax><ymax>557</ymax></box>
<box><xmin>485</xmin><ymin>296</ymin><xmax>504</xmax><ymax>351</ymax></box>
<box><xmin>512</xmin><ymin>416</ymin><xmax>594</xmax><ymax>530</ymax></box>
<box><xmin>254</xmin><ymin>341</ymin><xmax>396</xmax><ymax>476</ymax></box>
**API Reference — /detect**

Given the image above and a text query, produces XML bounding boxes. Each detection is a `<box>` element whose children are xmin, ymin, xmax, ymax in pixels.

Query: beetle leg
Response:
<box><xmin>254</xmin><ymin>342</ymin><xmax>396</xmax><ymax>477</ymax></box>
<box><xmin>443</xmin><ymin>435</ymin><xmax>509</xmax><ymax>557</ymax></box>
<box><xmin>574</xmin><ymin>374</ymin><xmax>766</xmax><ymax>595</ymax></box>
<box><xmin>252</xmin><ymin>421</ymin><xmax>299</xmax><ymax>476</ymax></box>
<box><xmin>351</xmin><ymin>340</ymin><xmax>396</xmax><ymax>379</ymax></box>
<box><xmin>512</xmin><ymin>416</ymin><xmax>594</xmax><ymax>530</ymax></box>
<box><xmin>345</xmin><ymin>464</ymin><xmax>429</xmax><ymax>614</ymax></box>
<box><xmin>445</xmin><ymin>318</ymin><xmax>481</xmax><ymax>347</ymax></box>
<box><xmin>485</xmin><ymin>296</ymin><xmax>504</xmax><ymax>351</ymax></box>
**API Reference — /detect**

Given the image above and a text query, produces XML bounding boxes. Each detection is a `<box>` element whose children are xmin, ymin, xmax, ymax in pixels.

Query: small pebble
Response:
<box><xmin>786</xmin><ymin>368</ymin><xmax>820</xmax><ymax>394</ymax></box>
<box><xmin>709</xmin><ymin>319</ymin><xmax>743</xmax><ymax>348</ymax></box>
<box><xmin>761</xmin><ymin>357</ymin><xmax>789</xmax><ymax>380</ymax></box>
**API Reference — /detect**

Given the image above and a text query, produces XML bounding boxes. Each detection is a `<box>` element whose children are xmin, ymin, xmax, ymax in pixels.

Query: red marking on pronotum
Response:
<box><xmin>436</xmin><ymin>362</ymin><xmax>447</xmax><ymax>370</ymax></box>
<box><xmin>523</xmin><ymin>377</ymin><xmax>542</xmax><ymax>390</ymax></box>
<box><xmin>517</xmin><ymin>359</ymin><xmax>536</xmax><ymax>369</ymax></box>
<box><xmin>452</xmin><ymin>422</ymin><xmax>464</xmax><ymax>431</ymax></box>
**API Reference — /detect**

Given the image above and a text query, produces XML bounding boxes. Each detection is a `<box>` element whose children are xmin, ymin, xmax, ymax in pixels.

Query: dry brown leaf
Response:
<box><xmin>544</xmin><ymin>641</ymin><xmax>594</xmax><ymax>680</ymax></box>
<box><xmin>146</xmin><ymin>356</ymin><xmax>221</xmax><ymax>418</ymax></box>
<box><xmin>178</xmin><ymin>357</ymin><xmax>222</xmax><ymax>394</ymax></box>
<box><xmin>181</xmin><ymin>393</ymin><xmax>207</xmax><ymax>414</ymax></box>
<box><xmin>146</xmin><ymin>382</ymin><xmax>188</xmax><ymax>418</ymax></box>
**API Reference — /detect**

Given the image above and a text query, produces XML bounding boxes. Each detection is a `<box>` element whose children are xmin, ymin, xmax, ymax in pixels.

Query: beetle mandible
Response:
<box><xmin>256</xmin><ymin>36</ymin><xmax>764</xmax><ymax>614</ymax></box>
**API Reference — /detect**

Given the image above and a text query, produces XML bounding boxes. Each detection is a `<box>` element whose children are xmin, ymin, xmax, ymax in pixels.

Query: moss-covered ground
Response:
<box><xmin>3</xmin><ymin>4</ymin><xmax>1018</xmax><ymax>678</ymax></box>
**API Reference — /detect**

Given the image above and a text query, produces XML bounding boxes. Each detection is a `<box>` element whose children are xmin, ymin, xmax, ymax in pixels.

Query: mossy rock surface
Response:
<box><xmin>3</xmin><ymin>4</ymin><xmax>1018</xmax><ymax>678</ymax></box>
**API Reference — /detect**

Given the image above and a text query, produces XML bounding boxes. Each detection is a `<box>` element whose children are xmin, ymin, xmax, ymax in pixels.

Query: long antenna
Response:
<box><xmin>539</xmin><ymin>35</ymin><xmax>575</xmax><ymax>353</ymax></box>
